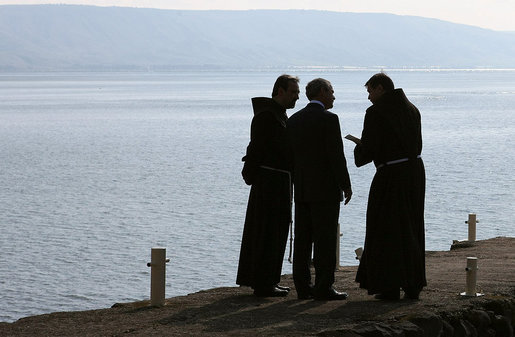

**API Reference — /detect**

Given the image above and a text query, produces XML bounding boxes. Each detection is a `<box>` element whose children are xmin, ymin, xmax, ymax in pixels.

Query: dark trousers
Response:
<box><xmin>293</xmin><ymin>201</ymin><xmax>340</xmax><ymax>296</ymax></box>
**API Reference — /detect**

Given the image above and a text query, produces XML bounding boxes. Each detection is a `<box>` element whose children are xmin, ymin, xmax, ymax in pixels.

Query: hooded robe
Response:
<box><xmin>236</xmin><ymin>97</ymin><xmax>292</xmax><ymax>288</ymax></box>
<box><xmin>354</xmin><ymin>88</ymin><xmax>427</xmax><ymax>294</ymax></box>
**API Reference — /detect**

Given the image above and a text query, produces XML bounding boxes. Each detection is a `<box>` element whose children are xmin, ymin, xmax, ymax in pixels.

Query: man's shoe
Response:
<box><xmin>403</xmin><ymin>293</ymin><xmax>420</xmax><ymax>300</ymax></box>
<box><xmin>297</xmin><ymin>293</ymin><xmax>312</xmax><ymax>300</ymax></box>
<box><xmin>296</xmin><ymin>285</ymin><xmax>314</xmax><ymax>300</ymax></box>
<box><xmin>374</xmin><ymin>290</ymin><xmax>400</xmax><ymax>300</ymax></box>
<box><xmin>275</xmin><ymin>284</ymin><xmax>291</xmax><ymax>292</ymax></box>
<box><xmin>314</xmin><ymin>288</ymin><xmax>348</xmax><ymax>301</ymax></box>
<box><xmin>253</xmin><ymin>286</ymin><xmax>289</xmax><ymax>297</ymax></box>
<box><xmin>297</xmin><ymin>291</ymin><xmax>313</xmax><ymax>300</ymax></box>
<box><xmin>403</xmin><ymin>287</ymin><xmax>421</xmax><ymax>300</ymax></box>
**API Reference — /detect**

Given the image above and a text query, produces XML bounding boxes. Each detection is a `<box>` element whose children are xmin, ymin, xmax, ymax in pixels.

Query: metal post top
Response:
<box><xmin>466</xmin><ymin>256</ymin><xmax>478</xmax><ymax>260</ymax></box>
<box><xmin>151</xmin><ymin>247</ymin><xmax>167</xmax><ymax>250</ymax></box>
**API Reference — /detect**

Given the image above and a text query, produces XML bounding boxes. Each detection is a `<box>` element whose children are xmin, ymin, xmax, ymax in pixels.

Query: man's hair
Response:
<box><xmin>365</xmin><ymin>73</ymin><xmax>395</xmax><ymax>91</ymax></box>
<box><xmin>272</xmin><ymin>74</ymin><xmax>300</xmax><ymax>97</ymax></box>
<box><xmin>305</xmin><ymin>78</ymin><xmax>332</xmax><ymax>100</ymax></box>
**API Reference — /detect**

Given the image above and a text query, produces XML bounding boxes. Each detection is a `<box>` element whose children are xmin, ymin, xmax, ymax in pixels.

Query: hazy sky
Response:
<box><xmin>2</xmin><ymin>0</ymin><xmax>514</xmax><ymax>31</ymax></box>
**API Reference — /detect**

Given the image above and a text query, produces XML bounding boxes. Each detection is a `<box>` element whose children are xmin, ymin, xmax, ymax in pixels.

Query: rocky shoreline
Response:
<box><xmin>1</xmin><ymin>237</ymin><xmax>513</xmax><ymax>336</ymax></box>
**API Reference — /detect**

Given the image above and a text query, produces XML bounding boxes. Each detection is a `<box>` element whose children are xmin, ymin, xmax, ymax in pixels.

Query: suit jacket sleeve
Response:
<box><xmin>354</xmin><ymin>108</ymin><xmax>377</xmax><ymax>167</ymax></box>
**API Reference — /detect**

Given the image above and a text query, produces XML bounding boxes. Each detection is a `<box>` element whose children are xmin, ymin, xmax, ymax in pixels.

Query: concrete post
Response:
<box><xmin>336</xmin><ymin>223</ymin><xmax>343</xmax><ymax>270</ymax></box>
<box><xmin>146</xmin><ymin>247</ymin><xmax>169</xmax><ymax>307</ymax></box>
<box><xmin>465</xmin><ymin>213</ymin><xmax>478</xmax><ymax>242</ymax></box>
<box><xmin>463</xmin><ymin>257</ymin><xmax>478</xmax><ymax>296</ymax></box>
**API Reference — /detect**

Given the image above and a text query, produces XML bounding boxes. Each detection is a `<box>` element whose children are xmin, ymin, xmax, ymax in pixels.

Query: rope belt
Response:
<box><xmin>260</xmin><ymin>165</ymin><xmax>294</xmax><ymax>264</ymax></box>
<box><xmin>377</xmin><ymin>155</ymin><xmax>422</xmax><ymax>169</ymax></box>
<box><xmin>259</xmin><ymin>165</ymin><xmax>291</xmax><ymax>176</ymax></box>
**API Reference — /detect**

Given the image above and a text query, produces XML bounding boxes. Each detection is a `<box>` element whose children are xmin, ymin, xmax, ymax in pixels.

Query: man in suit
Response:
<box><xmin>286</xmin><ymin>78</ymin><xmax>352</xmax><ymax>300</ymax></box>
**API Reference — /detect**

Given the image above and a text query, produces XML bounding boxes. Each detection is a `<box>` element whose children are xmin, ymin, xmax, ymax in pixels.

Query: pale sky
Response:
<box><xmin>1</xmin><ymin>0</ymin><xmax>515</xmax><ymax>31</ymax></box>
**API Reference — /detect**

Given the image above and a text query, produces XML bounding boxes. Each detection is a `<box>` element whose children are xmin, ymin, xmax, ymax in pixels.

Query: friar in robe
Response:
<box><xmin>237</xmin><ymin>74</ymin><xmax>299</xmax><ymax>297</ymax></box>
<box><xmin>349</xmin><ymin>73</ymin><xmax>426</xmax><ymax>300</ymax></box>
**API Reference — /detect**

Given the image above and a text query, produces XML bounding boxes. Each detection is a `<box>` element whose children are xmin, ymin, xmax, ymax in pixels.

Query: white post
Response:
<box><xmin>336</xmin><ymin>223</ymin><xmax>342</xmax><ymax>270</ymax></box>
<box><xmin>146</xmin><ymin>247</ymin><xmax>169</xmax><ymax>307</ymax></box>
<box><xmin>466</xmin><ymin>213</ymin><xmax>477</xmax><ymax>242</ymax></box>
<box><xmin>334</xmin><ymin>222</ymin><xmax>340</xmax><ymax>270</ymax></box>
<box><xmin>465</xmin><ymin>257</ymin><xmax>478</xmax><ymax>296</ymax></box>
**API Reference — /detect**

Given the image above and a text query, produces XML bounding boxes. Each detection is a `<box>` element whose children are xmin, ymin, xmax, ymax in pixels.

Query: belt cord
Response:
<box><xmin>376</xmin><ymin>155</ymin><xmax>422</xmax><ymax>169</ymax></box>
<box><xmin>260</xmin><ymin>165</ymin><xmax>293</xmax><ymax>264</ymax></box>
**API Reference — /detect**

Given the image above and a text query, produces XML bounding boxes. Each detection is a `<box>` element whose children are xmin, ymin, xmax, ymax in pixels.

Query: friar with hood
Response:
<box><xmin>349</xmin><ymin>73</ymin><xmax>426</xmax><ymax>300</ymax></box>
<box><xmin>237</xmin><ymin>74</ymin><xmax>300</xmax><ymax>297</ymax></box>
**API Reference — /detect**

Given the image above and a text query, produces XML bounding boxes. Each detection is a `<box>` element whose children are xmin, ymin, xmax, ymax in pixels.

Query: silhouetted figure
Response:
<box><xmin>287</xmin><ymin>78</ymin><xmax>352</xmax><ymax>300</ymax></box>
<box><xmin>351</xmin><ymin>73</ymin><xmax>426</xmax><ymax>300</ymax></box>
<box><xmin>237</xmin><ymin>74</ymin><xmax>300</xmax><ymax>297</ymax></box>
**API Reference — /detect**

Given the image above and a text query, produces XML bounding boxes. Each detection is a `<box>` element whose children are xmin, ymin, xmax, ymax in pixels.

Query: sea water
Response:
<box><xmin>1</xmin><ymin>69</ymin><xmax>514</xmax><ymax>322</ymax></box>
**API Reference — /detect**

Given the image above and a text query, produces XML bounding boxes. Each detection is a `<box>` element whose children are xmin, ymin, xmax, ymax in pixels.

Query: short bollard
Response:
<box><xmin>465</xmin><ymin>213</ymin><xmax>479</xmax><ymax>242</ymax></box>
<box><xmin>335</xmin><ymin>223</ymin><xmax>343</xmax><ymax>270</ymax></box>
<box><xmin>460</xmin><ymin>257</ymin><xmax>483</xmax><ymax>297</ymax></box>
<box><xmin>146</xmin><ymin>247</ymin><xmax>170</xmax><ymax>307</ymax></box>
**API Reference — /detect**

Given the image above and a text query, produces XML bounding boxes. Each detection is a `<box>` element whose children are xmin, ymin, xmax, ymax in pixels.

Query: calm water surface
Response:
<box><xmin>1</xmin><ymin>69</ymin><xmax>514</xmax><ymax>322</ymax></box>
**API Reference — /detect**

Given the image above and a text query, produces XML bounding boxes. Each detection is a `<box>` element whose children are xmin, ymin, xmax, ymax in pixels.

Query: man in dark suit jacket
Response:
<box><xmin>286</xmin><ymin>78</ymin><xmax>352</xmax><ymax>300</ymax></box>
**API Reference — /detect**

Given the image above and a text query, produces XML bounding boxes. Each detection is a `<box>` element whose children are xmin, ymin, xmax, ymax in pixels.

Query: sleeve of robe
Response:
<box><xmin>241</xmin><ymin>112</ymin><xmax>273</xmax><ymax>184</ymax></box>
<box><xmin>354</xmin><ymin>108</ymin><xmax>379</xmax><ymax>167</ymax></box>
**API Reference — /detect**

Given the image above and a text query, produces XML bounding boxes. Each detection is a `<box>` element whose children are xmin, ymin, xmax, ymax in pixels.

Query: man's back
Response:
<box><xmin>287</xmin><ymin>103</ymin><xmax>350</xmax><ymax>203</ymax></box>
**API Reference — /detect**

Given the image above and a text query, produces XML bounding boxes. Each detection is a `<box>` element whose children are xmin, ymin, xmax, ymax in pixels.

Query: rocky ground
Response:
<box><xmin>1</xmin><ymin>237</ymin><xmax>514</xmax><ymax>336</ymax></box>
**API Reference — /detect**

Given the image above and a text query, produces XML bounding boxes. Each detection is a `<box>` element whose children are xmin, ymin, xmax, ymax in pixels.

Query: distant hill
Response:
<box><xmin>1</xmin><ymin>5</ymin><xmax>514</xmax><ymax>71</ymax></box>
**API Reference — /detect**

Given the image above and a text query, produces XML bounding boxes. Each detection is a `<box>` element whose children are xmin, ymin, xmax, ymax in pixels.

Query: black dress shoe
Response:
<box><xmin>297</xmin><ymin>294</ymin><xmax>312</xmax><ymax>300</ymax></box>
<box><xmin>403</xmin><ymin>293</ymin><xmax>419</xmax><ymax>300</ymax></box>
<box><xmin>296</xmin><ymin>285</ymin><xmax>314</xmax><ymax>299</ymax></box>
<box><xmin>275</xmin><ymin>284</ymin><xmax>291</xmax><ymax>292</ymax></box>
<box><xmin>314</xmin><ymin>288</ymin><xmax>348</xmax><ymax>301</ymax></box>
<box><xmin>253</xmin><ymin>286</ymin><xmax>289</xmax><ymax>297</ymax></box>
<box><xmin>297</xmin><ymin>291</ymin><xmax>313</xmax><ymax>300</ymax></box>
<box><xmin>374</xmin><ymin>290</ymin><xmax>400</xmax><ymax>300</ymax></box>
<box><xmin>403</xmin><ymin>287</ymin><xmax>421</xmax><ymax>300</ymax></box>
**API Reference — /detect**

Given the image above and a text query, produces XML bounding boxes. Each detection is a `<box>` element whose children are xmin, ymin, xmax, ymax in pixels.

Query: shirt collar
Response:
<box><xmin>310</xmin><ymin>100</ymin><xmax>325</xmax><ymax>109</ymax></box>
